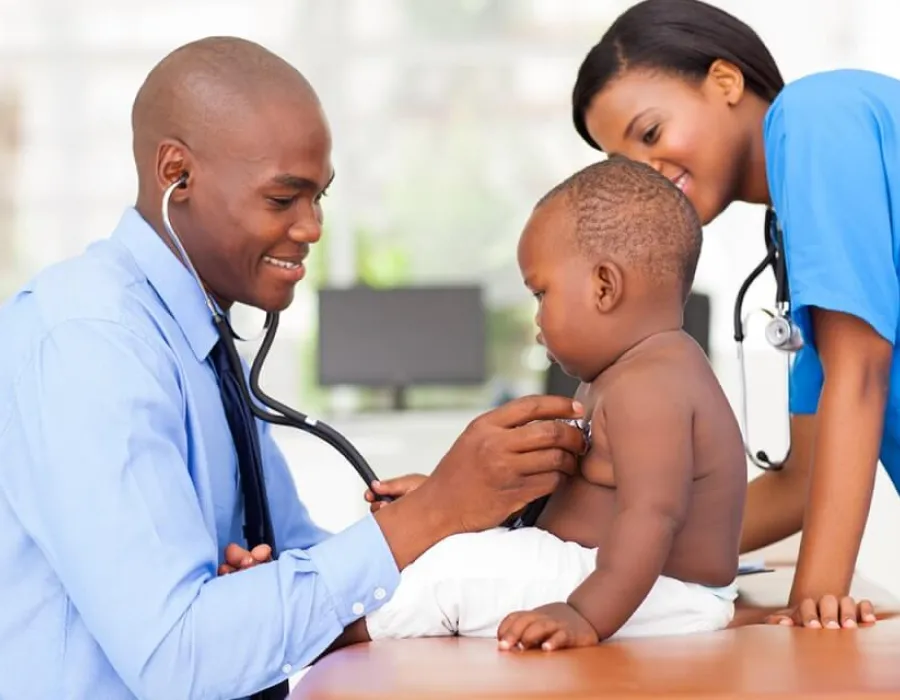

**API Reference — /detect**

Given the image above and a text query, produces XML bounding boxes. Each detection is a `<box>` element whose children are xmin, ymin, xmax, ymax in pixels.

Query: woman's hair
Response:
<box><xmin>572</xmin><ymin>0</ymin><xmax>784</xmax><ymax>150</ymax></box>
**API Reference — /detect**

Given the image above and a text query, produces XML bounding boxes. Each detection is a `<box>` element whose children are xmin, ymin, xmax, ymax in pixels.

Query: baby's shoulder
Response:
<box><xmin>600</xmin><ymin>340</ymin><xmax>706</xmax><ymax>398</ymax></box>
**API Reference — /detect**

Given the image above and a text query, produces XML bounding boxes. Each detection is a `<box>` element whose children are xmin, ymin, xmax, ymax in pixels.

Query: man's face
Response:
<box><xmin>181</xmin><ymin>96</ymin><xmax>334</xmax><ymax>312</ymax></box>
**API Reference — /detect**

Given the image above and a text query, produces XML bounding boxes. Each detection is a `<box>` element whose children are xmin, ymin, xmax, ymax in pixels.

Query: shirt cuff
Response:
<box><xmin>306</xmin><ymin>513</ymin><xmax>401</xmax><ymax>627</ymax></box>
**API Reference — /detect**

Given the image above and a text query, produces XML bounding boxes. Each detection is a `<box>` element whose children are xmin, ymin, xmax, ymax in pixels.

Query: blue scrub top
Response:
<box><xmin>764</xmin><ymin>68</ymin><xmax>900</xmax><ymax>493</ymax></box>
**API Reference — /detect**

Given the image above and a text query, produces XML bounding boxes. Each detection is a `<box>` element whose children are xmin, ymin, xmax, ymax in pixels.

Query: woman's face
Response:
<box><xmin>581</xmin><ymin>68</ymin><xmax>747</xmax><ymax>225</ymax></box>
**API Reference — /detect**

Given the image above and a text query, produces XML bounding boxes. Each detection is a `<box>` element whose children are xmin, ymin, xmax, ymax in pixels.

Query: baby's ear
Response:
<box><xmin>592</xmin><ymin>260</ymin><xmax>624</xmax><ymax>313</ymax></box>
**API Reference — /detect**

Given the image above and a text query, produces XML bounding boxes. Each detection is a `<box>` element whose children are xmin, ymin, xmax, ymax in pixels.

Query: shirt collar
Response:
<box><xmin>112</xmin><ymin>207</ymin><xmax>220</xmax><ymax>361</ymax></box>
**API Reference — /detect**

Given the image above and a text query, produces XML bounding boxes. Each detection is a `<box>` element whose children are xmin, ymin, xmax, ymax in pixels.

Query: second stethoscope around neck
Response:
<box><xmin>732</xmin><ymin>208</ymin><xmax>805</xmax><ymax>471</ymax></box>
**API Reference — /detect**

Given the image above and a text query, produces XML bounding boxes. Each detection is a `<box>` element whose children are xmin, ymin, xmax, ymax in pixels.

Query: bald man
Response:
<box><xmin>0</xmin><ymin>37</ymin><xmax>585</xmax><ymax>700</ymax></box>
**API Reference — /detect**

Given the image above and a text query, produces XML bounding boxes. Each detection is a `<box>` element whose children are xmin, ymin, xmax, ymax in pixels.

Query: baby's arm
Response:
<box><xmin>567</xmin><ymin>368</ymin><xmax>694</xmax><ymax>640</ymax></box>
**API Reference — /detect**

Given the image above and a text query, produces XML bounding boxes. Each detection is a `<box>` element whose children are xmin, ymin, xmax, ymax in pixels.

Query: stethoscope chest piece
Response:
<box><xmin>764</xmin><ymin>311</ymin><xmax>804</xmax><ymax>353</ymax></box>
<box><xmin>559</xmin><ymin>417</ymin><xmax>592</xmax><ymax>453</ymax></box>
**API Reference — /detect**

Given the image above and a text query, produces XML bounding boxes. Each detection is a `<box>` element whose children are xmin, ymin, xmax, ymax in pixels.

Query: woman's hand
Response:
<box><xmin>364</xmin><ymin>474</ymin><xmax>428</xmax><ymax>512</ymax></box>
<box><xmin>765</xmin><ymin>595</ymin><xmax>877</xmax><ymax>629</ymax></box>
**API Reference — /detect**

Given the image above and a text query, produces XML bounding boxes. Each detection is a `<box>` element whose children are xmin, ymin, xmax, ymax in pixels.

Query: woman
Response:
<box><xmin>571</xmin><ymin>0</ymin><xmax>898</xmax><ymax>629</ymax></box>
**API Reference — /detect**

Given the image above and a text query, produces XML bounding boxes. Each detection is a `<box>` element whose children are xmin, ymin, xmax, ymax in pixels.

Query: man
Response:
<box><xmin>0</xmin><ymin>37</ymin><xmax>585</xmax><ymax>700</ymax></box>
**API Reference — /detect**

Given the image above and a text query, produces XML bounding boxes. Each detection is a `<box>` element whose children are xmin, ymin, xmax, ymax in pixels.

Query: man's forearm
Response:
<box><xmin>373</xmin><ymin>481</ymin><xmax>459</xmax><ymax>570</ymax></box>
<box><xmin>318</xmin><ymin>619</ymin><xmax>370</xmax><ymax>659</ymax></box>
<box><xmin>118</xmin><ymin>517</ymin><xmax>400</xmax><ymax>699</ymax></box>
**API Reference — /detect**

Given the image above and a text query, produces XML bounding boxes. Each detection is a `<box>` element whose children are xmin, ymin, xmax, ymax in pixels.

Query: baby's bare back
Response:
<box><xmin>536</xmin><ymin>331</ymin><xmax>747</xmax><ymax>587</ymax></box>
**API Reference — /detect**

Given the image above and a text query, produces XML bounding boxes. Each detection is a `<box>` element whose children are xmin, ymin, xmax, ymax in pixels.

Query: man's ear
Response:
<box><xmin>156</xmin><ymin>139</ymin><xmax>193</xmax><ymax>203</ymax></box>
<box><xmin>593</xmin><ymin>260</ymin><xmax>624</xmax><ymax>313</ymax></box>
<box><xmin>706</xmin><ymin>59</ymin><xmax>745</xmax><ymax>106</ymax></box>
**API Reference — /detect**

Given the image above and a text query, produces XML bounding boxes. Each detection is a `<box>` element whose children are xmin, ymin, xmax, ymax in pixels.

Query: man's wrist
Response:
<box><xmin>372</xmin><ymin>480</ymin><xmax>459</xmax><ymax>570</ymax></box>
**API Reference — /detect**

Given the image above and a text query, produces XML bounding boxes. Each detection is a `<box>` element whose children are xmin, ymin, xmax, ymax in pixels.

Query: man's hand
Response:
<box><xmin>372</xmin><ymin>395</ymin><xmax>586</xmax><ymax>570</ymax></box>
<box><xmin>765</xmin><ymin>595</ymin><xmax>876</xmax><ymax>629</ymax></box>
<box><xmin>497</xmin><ymin>603</ymin><xmax>599</xmax><ymax>651</ymax></box>
<box><xmin>217</xmin><ymin>543</ymin><xmax>272</xmax><ymax>576</ymax></box>
<box><xmin>364</xmin><ymin>474</ymin><xmax>428</xmax><ymax>512</ymax></box>
<box><xmin>423</xmin><ymin>396</ymin><xmax>586</xmax><ymax>533</ymax></box>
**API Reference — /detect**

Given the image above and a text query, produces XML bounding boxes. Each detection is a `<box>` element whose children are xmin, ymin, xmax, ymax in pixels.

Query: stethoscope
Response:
<box><xmin>160</xmin><ymin>176</ymin><xmax>387</xmax><ymax>534</ymax></box>
<box><xmin>732</xmin><ymin>207</ymin><xmax>804</xmax><ymax>471</ymax></box>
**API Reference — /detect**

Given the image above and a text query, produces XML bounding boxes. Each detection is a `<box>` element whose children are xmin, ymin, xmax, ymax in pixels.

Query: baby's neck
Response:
<box><xmin>614</xmin><ymin>327</ymin><xmax>684</xmax><ymax>365</ymax></box>
<box><xmin>599</xmin><ymin>303</ymin><xmax>684</xmax><ymax>373</ymax></box>
<box><xmin>578</xmin><ymin>327</ymin><xmax>685</xmax><ymax>418</ymax></box>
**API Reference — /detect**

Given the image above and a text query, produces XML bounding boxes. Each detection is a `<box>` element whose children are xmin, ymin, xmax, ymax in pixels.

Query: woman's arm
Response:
<box><xmin>760</xmin><ymin>77</ymin><xmax>898</xmax><ymax>627</ymax></box>
<box><xmin>739</xmin><ymin>414</ymin><xmax>816</xmax><ymax>555</ymax></box>
<box><xmin>762</xmin><ymin>309</ymin><xmax>888</xmax><ymax>628</ymax></box>
<box><xmin>789</xmin><ymin>309</ymin><xmax>891</xmax><ymax>604</ymax></box>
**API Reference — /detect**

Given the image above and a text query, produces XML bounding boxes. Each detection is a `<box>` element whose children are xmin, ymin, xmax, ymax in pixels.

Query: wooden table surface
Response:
<box><xmin>292</xmin><ymin>566</ymin><xmax>900</xmax><ymax>699</ymax></box>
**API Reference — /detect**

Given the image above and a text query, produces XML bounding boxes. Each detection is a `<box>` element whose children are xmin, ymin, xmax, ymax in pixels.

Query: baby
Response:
<box><xmin>228</xmin><ymin>157</ymin><xmax>749</xmax><ymax>652</ymax></box>
<box><xmin>352</xmin><ymin>156</ymin><xmax>749</xmax><ymax>651</ymax></box>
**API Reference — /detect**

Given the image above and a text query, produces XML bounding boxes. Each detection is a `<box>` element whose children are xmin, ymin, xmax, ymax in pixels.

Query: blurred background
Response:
<box><xmin>1</xmin><ymin>0</ymin><xmax>899</xmax><ymax>605</ymax></box>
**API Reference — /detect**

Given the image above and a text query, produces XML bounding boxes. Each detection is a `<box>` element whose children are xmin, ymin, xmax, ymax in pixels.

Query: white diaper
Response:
<box><xmin>366</xmin><ymin>526</ymin><xmax>736</xmax><ymax>641</ymax></box>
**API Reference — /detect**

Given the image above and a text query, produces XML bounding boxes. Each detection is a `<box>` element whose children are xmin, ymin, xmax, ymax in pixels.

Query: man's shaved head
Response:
<box><xmin>132</xmin><ymin>36</ymin><xmax>334</xmax><ymax>313</ymax></box>
<box><xmin>132</xmin><ymin>36</ymin><xmax>320</xmax><ymax>193</ymax></box>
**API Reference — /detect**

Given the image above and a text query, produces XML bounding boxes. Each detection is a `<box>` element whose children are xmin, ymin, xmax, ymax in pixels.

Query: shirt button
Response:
<box><xmin>352</xmin><ymin>602</ymin><xmax>365</xmax><ymax>615</ymax></box>
<box><xmin>282</xmin><ymin>663</ymin><xmax>292</xmax><ymax>675</ymax></box>
<box><xmin>374</xmin><ymin>587</ymin><xmax>386</xmax><ymax>601</ymax></box>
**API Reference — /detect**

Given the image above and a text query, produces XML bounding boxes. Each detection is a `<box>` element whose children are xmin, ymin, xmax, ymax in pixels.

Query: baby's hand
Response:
<box><xmin>364</xmin><ymin>473</ymin><xmax>428</xmax><ymax>512</ymax></box>
<box><xmin>217</xmin><ymin>543</ymin><xmax>272</xmax><ymax>576</ymax></box>
<box><xmin>498</xmin><ymin>603</ymin><xmax>598</xmax><ymax>651</ymax></box>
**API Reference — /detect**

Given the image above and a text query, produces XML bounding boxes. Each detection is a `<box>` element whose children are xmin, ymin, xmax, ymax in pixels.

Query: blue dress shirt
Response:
<box><xmin>0</xmin><ymin>208</ymin><xmax>400</xmax><ymax>699</ymax></box>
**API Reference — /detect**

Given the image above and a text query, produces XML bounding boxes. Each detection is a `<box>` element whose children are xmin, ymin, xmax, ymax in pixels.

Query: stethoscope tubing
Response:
<box><xmin>160</xmin><ymin>179</ymin><xmax>388</xmax><ymax>501</ymax></box>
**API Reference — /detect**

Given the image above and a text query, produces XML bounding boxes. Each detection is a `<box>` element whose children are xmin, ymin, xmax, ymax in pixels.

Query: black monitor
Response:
<box><xmin>317</xmin><ymin>285</ymin><xmax>487</xmax><ymax>409</ymax></box>
<box><xmin>683</xmin><ymin>291</ymin><xmax>711</xmax><ymax>358</ymax></box>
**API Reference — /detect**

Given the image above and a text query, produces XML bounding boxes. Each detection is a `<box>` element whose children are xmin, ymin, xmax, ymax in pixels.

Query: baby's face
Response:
<box><xmin>517</xmin><ymin>200</ymin><xmax>607</xmax><ymax>382</ymax></box>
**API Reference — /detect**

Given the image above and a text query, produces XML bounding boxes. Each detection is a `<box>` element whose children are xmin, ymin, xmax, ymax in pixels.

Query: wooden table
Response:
<box><xmin>293</xmin><ymin>566</ymin><xmax>900</xmax><ymax>699</ymax></box>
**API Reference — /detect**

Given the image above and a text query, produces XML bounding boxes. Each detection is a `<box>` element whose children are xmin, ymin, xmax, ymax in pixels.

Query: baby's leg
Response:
<box><xmin>365</xmin><ymin>527</ymin><xmax>595</xmax><ymax>640</ymax></box>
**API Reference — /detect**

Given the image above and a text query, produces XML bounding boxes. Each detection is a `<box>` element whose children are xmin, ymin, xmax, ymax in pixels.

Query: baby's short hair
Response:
<box><xmin>537</xmin><ymin>156</ymin><xmax>702</xmax><ymax>300</ymax></box>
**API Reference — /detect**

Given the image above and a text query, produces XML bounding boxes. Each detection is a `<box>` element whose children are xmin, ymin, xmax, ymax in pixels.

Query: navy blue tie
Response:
<box><xmin>210</xmin><ymin>340</ymin><xmax>289</xmax><ymax>700</ymax></box>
